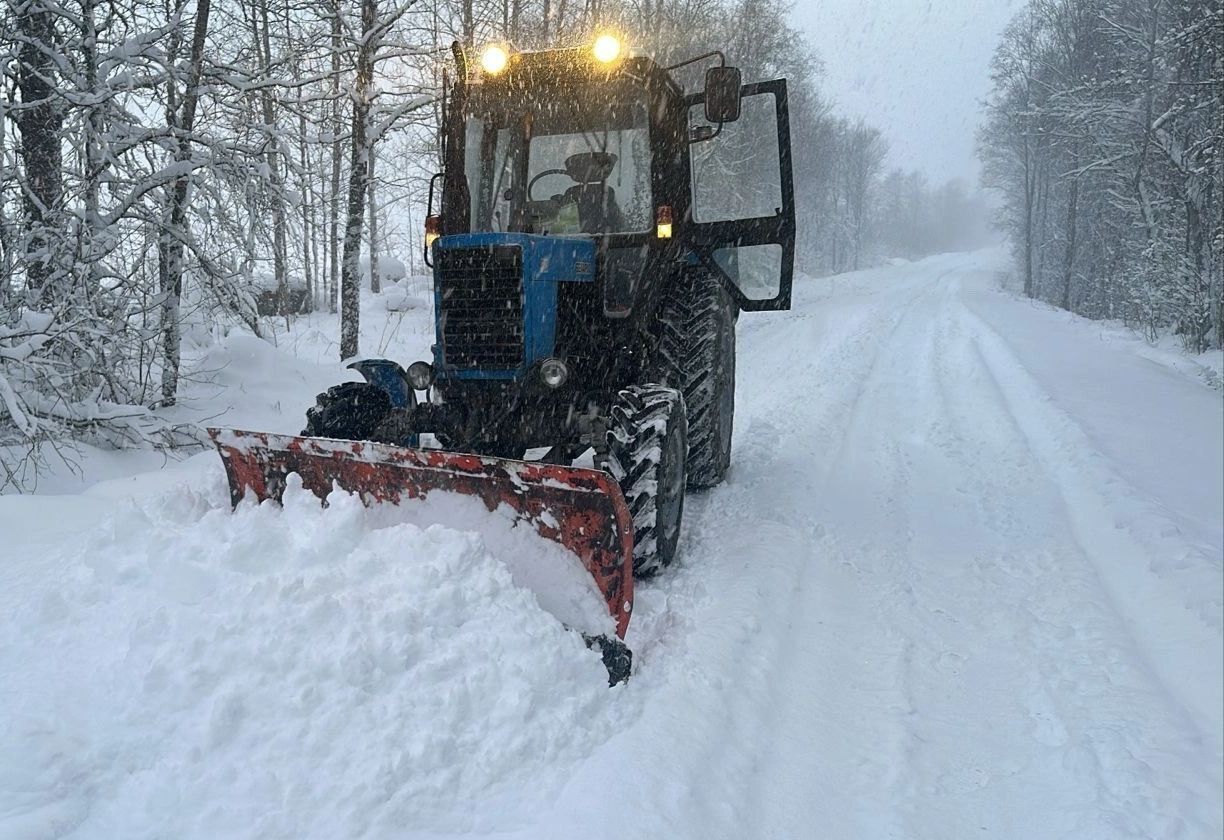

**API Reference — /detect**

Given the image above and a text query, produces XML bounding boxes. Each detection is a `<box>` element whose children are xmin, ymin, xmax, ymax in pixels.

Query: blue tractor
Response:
<box><xmin>308</xmin><ymin>36</ymin><xmax>793</xmax><ymax>570</ymax></box>
<box><xmin>215</xmin><ymin>37</ymin><xmax>794</xmax><ymax>678</ymax></box>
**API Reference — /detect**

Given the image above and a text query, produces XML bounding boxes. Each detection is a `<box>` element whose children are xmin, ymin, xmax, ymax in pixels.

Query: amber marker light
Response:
<box><xmin>425</xmin><ymin>214</ymin><xmax>441</xmax><ymax>248</ymax></box>
<box><xmin>656</xmin><ymin>205</ymin><xmax>673</xmax><ymax>239</ymax></box>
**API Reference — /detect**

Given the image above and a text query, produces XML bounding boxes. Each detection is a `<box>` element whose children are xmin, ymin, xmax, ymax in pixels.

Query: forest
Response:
<box><xmin>980</xmin><ymin>0</ymin><xmax>1222</xmax><ymax>352</ymax></box>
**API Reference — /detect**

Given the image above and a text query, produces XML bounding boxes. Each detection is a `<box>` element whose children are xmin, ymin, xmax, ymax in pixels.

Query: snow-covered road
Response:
<box><xmin>3</xmin><ymin>250</ymin><xmax>1221</xmax><ymax>839</ymax></box>
<box><xmin>628</xmin><ymin>250</ymin><xmax>1222</xmax><ymax>838</ymax></box>
<box><xmin>544</xmin><ymin>250</ymin><xmax>1222</xmax><ymax>839</ymax></box>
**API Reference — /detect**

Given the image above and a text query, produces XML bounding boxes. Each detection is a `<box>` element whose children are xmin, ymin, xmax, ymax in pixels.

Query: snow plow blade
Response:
<box><xmin>209</xmin><ymin>428</ymin><xmax>634</xmax><ymax>644</ymax></box>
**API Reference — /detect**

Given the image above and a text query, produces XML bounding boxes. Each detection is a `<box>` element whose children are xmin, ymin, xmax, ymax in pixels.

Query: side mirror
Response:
<box><xmin>704</xmin><ymin>66</ymin><xmax>742</xmax><ymax>123</ymax></box>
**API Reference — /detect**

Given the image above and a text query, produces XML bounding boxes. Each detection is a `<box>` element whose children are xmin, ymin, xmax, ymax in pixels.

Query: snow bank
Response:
<box><xmin>181</xmin><ymin>332</ymin><xmax>358</xmax><ymax>439</ymax></box>
<box><xmin>360</xmin><ymin>255</ymin><xmax>409</xmax><ymax>284</ymax></box>
<box><xmin>0</xmin><ymin>474</ymin><xmax>623</xmax><ymax>839</ymax></box>
<box><xmin>250</xmin><ymin>271</ymin><xmax>307</xmax><ymax>292</ymax></box>
<box><xmin>381</xmin><ymin>279</ymin><xmax>429</xmax><ymax>313</ymax></box>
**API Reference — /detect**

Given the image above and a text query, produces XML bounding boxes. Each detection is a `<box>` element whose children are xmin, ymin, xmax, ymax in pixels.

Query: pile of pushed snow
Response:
<box><xmin>0</xmin><ymin>475</ymin><xmax>626</xmax><ymax>838</ymax></box>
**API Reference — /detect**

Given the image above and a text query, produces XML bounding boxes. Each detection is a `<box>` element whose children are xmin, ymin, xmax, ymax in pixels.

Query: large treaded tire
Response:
<box><xmin>302</xmin><ymin>382</ymin><xmax>392</xmax><ymax>441</ymax></box>
<box><xmin>606</xmin><ymin>384</ymin><xmax>687</xmax><ymax>577</ymax></box>
<box><xmin>655</xmin><ymin>271</ymin><xmax>736</xmax><ymax>489</ymax></box>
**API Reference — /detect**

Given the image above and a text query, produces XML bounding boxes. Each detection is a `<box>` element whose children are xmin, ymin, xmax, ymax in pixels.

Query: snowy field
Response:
<box><xmin>2</xmin><ymin>249</ymin><xmax>1221</xmax><ymax>839</ymax></box>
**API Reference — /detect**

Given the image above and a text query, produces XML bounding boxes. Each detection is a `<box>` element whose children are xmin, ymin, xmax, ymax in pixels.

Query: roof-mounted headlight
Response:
<box><xmin>480</xmin><ymin>44</ymin><xmax>510</xmax><ymax>75</ymax></box>
<box><xmin>592</xmin><ymin>34</ymin><xmax>622</xmax><ymax>65</ymax></box>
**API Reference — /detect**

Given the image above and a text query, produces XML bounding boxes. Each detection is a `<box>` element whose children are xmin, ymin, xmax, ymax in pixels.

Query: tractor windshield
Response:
<box><xmin>463</xmin><ymin>87</ymin><xmax>652</xmax><ymax>235</ymax></box>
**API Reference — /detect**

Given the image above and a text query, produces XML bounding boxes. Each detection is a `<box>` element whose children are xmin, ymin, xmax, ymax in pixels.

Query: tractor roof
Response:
<box><xmin>468</xmin><ymin>49</ymin><xmax>683</xmax><ymax>103</ymax></box>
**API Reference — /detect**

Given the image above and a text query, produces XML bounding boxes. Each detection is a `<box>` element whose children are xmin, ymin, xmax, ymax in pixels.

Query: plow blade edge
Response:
<box><xmin>209</xmin><ymin>428</ymin><xmax>634</xmax><ymax>638</ymax></box>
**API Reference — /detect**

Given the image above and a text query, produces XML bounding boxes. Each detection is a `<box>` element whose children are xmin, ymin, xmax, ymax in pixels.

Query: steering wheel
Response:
<box><xmin>527</xmin><ymin>168</ymin><xmax>572</xmax><ymax>201</ymax></box>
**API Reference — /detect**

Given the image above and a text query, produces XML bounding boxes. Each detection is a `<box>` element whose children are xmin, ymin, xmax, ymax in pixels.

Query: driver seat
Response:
<box><xmin>563</xmin><ymin>152</ymin><xmax>624</xmax><ymax>233</ymax></box>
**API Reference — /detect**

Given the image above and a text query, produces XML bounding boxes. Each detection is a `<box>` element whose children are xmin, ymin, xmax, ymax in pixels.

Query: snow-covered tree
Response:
<box><xmin>980</xmin><ymin>0</ymin><xmax>1222</xmax><ymax>351</ymax></box>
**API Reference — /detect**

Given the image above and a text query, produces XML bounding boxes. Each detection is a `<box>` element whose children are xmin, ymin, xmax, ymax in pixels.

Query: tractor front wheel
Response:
<box><xmin>302</xmin><ymin>382</ymin><xmax>393</xmax><ymax>441</ymax></box>
<box><xmin>606</xmin><ymin>384</ymin><xmax>688</xmax><ymax>576</ymax></box>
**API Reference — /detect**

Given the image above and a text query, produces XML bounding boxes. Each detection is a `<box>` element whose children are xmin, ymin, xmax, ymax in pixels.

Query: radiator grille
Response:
<box><xmin>438</xmin><ymin>245</ymin><xmax>524</xmax><ymax>369</ymax></box>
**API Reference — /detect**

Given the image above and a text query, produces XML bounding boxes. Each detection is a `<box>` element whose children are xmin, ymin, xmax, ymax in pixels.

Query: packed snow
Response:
<box><xmin>2</xmin><ymin>249</ymin><xmax>1220</xmax><ymax>838</ymax></box>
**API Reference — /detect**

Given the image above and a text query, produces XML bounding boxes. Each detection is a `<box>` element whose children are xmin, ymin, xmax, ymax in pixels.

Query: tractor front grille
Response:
<box><xmin>437</xmin><ymin>245</ymin><xmax>524</xmax><ymax>369</ymax></box>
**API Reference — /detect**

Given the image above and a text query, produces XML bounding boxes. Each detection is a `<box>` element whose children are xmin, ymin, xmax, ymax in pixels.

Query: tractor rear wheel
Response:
<box><xmin>606</xmin><ymin>384</ymin><xmax>688</xmax><ymax>576</ymax></box>
<box><xmin>656</xmin><ymin>270</ymin><xmax>736</xmax><ymax>489</ymax></box>
<box><xmin>302</xmin><ymin>382</ymin><xmax>393</xmax><ymax>441</ymax></box>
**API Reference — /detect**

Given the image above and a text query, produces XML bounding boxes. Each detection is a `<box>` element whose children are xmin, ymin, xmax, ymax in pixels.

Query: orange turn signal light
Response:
<box><xmin>656</xmin><ymin>205</ymin><xmax>673</xmax><ymax>239</ymax></box>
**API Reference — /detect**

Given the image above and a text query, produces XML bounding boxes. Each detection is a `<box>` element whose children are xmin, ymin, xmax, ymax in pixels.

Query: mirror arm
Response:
<box><xmin>439</xmin><ymin>69</ymin><xmax>448</xmax><ymax>165</ymax></box>
<box><xmin>423</xmin><ymin>172</ymin><xmax>443</xmax><ymax>267</ymax></box>
<box><xmin>664</xmin><ymin>49</ymin><xmax>725</xmax><ymax>74</ymax></box>
<box><xmin>688</xmin><ymin>122</ymin><xmax>725</xmax><ymax>145</ymax></box>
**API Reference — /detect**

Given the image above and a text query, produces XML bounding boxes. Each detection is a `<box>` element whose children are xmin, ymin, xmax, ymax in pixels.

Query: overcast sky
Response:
<box><xmin>790</xmin><ymin>0</ymin><xmax>1020</xmax><ymax>186</ymax></box>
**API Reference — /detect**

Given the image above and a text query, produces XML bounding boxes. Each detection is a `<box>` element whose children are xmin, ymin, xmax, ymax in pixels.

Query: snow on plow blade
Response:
<box><xmin>209</xmin><ymin>428</ymin><xmax>634</xmax><ymax>640</ymax></box>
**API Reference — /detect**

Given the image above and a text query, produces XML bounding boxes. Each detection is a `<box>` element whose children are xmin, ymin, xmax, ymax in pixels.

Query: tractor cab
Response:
<box><xmin>461</xmin><ymin>73</ymin><xmax>655</xmax><ymax>237</ymax></box>
<box><xmin>437</xmin><ymin>44</ymin><xmax>673</xmax><ymax>240</ymax></box>
<box><xmin>424</xmin><ymin>39</ymin><xmax>795</xmax><ymax>390</ymax></box>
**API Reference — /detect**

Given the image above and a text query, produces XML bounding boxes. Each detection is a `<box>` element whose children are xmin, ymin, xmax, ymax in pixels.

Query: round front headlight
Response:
<box><xmin>406</xmin><ymin>361</ymin><xmax>435</xmax><ymax>390</ymax></box>
<box><xmin>539</xmin><ymin>358</ymin><xmax>569</xmax><ymax>389</ymax></box>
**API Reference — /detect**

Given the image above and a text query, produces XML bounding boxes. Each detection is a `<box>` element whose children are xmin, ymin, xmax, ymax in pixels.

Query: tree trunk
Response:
<box><xmin>299</xmin><ymin>106</ymin><xmax>315</xmax><ymax>310</ymax></box>
<box><xmin>1035</xmin><ymin>160</ymin><xmax>1050</xmax><ymax>289</ymax></box>
<box><xmin>158</xmin><ymin>0</ymin><xmax>212</xmax><ymax>406</ymax></box>
<box><xmin>368</xmin><ymin>148</ymin><xmax>380</xmax><ymax>294</ymax></box>
<box><xmin>462</xmin><ymin>0</ymin><xmax>474</xmax><ymax>46</ymax></box>
<box><xmin>257</xmin><ymin>0</ymin><xmax>289</xmax><ymax>314</ymax></box>
<box><xmin>81</xmin><ymin>0</ymin><xmax>103</xmax><ymax>267</ymax></box>
<box><xmin>1060</xmin><ymin>174</ymin><xmax>1079</xmax><ymax>313</ymax></box>
<box><xmin>1185</xmin><ymin>199</ymin><xmax>1208</xmax><ymax>352</ymax></box>
<box><xmin>15</xmin><ymin>0</ymin><xmax>63</xmax><ymax>299</ymax></box>
<box><xmin>328</xmin><ymin>0</ymin><xmax>343</xmax><ymax>314</ymax></box>
<box><xmin>1022</xmin><ymin>139</ymin><xmax>1035</xmax><ymax>298</ymax></box>
<box><xmin>340</xmin><ymin>0</ymin><xmax>377</xmax><ymax>360</ymax></box>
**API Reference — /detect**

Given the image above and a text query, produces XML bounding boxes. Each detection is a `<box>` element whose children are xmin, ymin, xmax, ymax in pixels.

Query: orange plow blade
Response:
<box><xmin>209</xmin><ymin>428</ymin><xmax>634</xmax><ymax>639</ymax></box>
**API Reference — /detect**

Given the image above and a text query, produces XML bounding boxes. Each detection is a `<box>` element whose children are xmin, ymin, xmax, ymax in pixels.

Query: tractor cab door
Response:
<box><xmin>684</xmin><ymin>79</ymin><xmax>795</xmax><ymax>311</ymax></box>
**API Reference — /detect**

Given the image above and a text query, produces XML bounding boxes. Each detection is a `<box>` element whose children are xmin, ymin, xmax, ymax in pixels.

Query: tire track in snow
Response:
<box><xmin>886</xmin><ymin>277</ymin><xmax>1158</xmax><ymax>836</ymax></box>
<box><xmin>669</xmin><ymin>256</ymin><xmax>1219</xmax><ymax>839</ymax></box>
<box><xmin>722</xmin><ymin>272</ymin><xmax>952</xmax><ymax>837</ymax></box>
<box><xmin>827</xmin><ymin>270</ymin><xmax>1222</xmax><ymax>838</ymax></box>
<box><xmin>958</xmin><ymin>295</ymin><xmax>1221</xmax><ymax>723</ymax></box>
<box><xmin>950</xmin><ymin>295</ymin><xmax>1223</xmax><ymax>835</ymax></box>
<box><xmin>559</xmin><ymin>276</ymin><xmax>934</xmax><ymax>838</ymax></box>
